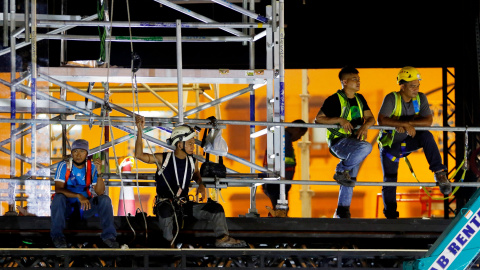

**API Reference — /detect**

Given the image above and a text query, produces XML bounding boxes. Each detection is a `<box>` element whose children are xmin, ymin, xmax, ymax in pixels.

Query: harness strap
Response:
<box><xmin>54</xmin><ymin>158</ymin><xmax>93</xmax><ymax>200</ymax></box>
<box><xmin>383</xmin><ymin>144</ymin><xmax>464</xmax><ymax>201</ymax></box>
<box><xmin>382</xmin><ymin>142</ymin><xmax>407</xmax><ymax>162</ymax></box>
<box><xmin>158</xmin><ymin>152</ymin><xmax>195</xmax><ymax>198</ymax></box>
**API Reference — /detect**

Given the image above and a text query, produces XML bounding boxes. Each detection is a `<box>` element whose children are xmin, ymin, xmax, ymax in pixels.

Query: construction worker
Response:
<box><xmin>315</xmin><ymin>66</ymin><xmax>375</xmax><ymax>218</ymax></box>
<box><xmin>135</xmin><ymin>115</ymin><xmax>246</xmax><ymax>248</ymax></box>
<box><xmin>51</xmin><ymin>139</ymin><xmax>118</xmax><ymax>248</ymax></box>
<box><xmin>263</xmin><ymin>119</ymin><xmax>308</xmax><ymax>217</ymax></box>
<box><xmin>377</xmin><ymin>66</ymin><xmax>452</xmax><ymax>219</ymax></box>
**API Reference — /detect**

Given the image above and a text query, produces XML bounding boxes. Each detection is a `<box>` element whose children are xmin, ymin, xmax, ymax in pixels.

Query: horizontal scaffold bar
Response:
<box><xmin>2</xmin><ymin>176</ymin><xmax>480</xmax><ymax>188</ymax></box>
<box><xmin>37</xmin><ymin>20</ymin><xmax>271</xmax><ymax>29</ymax></box>
<box><xmin>0</xmin><ymin>14</ymin><xmax>98</xmax><ymax>57</ymax></box>
<box><xmin>37</xmin><ymin>67</ymin><xmax>272</xmax><ymax>84</ymax></box>
<box><xmin>22</xmin><ymin>34</ymin><xmax>253</xmax><ymax>42</ymax></box>
<box><xmin>41</xmin><ymin>116</ymin><xmax>480</xmax><ymax>132</ymax></box>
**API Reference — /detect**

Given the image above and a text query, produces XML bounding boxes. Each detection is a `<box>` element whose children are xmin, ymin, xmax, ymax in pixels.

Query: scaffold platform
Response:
<box><xmin>0</xmin><ymin>216</ymin><xmax>462</xmax><ymax>269</ymax></box>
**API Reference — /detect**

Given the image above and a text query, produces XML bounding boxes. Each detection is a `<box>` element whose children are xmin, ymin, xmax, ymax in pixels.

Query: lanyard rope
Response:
<box><xmin>404</xmin><ymin>157</ymin><xmax>465</xmax><ymax>200</ymax></box>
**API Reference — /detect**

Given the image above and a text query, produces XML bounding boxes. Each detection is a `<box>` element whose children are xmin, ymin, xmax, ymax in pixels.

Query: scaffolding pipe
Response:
<box><xmin>59</xmin><ymin>0</ymin><xmax>66</xmax><ymax>64</ymax></box>
<box><xmin>183</xmin><ymin>85</ymin><xmax>254</xmax><ymax>117</ymax></box>
<box><xmin>152</xmin><ymin>0</ymin><xmax>246</xmax><ymax>37</ymax></box>
<box><xmin>30</xmin><ymin>0</ymin><xmax>37</xmax><ymax>177</ymax></box>
<box><xmin>10</xmin><ymin>0</ymin><xmax>16</xmax><ymax>179</ymax></box>
<box><xmin>2</xmin><ymin>0</ymin><xmax>7</xmax><ymax>47</ymax></box>
<box><xmin>0</xmin><ymin>117</ymin><xmax>60</xmax><ymax>147</ymax></box>
<box><xmin>0</xmin><ymin>145</ymin><xmax>47</xmax><ymax>169</ymax></box>
<box><xmin>37</xmin><ymin>20</ymin><xmax>270</xmax><ymax>29</ymax></box>
<box><xmin>247</xmin><ymin>0</ymin><xmax>258</xmax><ymax>216</ymax></box>
<box><xmin>176</xmin><ymin>19</ymin><xmax>184</xmax><ymax>124</ymax></box>
<box><xmin>24</xmin><ymin>0</ymin><xmax>29</xmax><ymax>43</ymax></box>
<box><xmin>211</xmin><ymin>0</ymin><xmax>268</xmax><ymax>23</ymax></box>
<box><xmin>0</xmin><ymin>14</ymin><xmax>98</xmax><ymax>57</ymax></box>
<box><xmin>25</xmin><ymin>34</ymin><xmax>253</xmax><ymax>42</ymax></box>
<box><xmin>38</xmin><ymin>73</ymin><xmax>133</xmax><ymax>117</ymax></box>
<box><xmin>141</xmin><ymin>83</ymin><xmax>178</xmax><ymax>113</ymax></box>
<box><xmin>12</xmin><ymin>83</ymin><xmax>93</xmax><ymax>116</ymax></box>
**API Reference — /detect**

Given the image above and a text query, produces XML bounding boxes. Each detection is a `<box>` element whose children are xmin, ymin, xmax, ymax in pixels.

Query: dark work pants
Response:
<box><xmin>380</xmin><ymin>131</ymin><xmax>446</xmax><ymax>218</ymax></box>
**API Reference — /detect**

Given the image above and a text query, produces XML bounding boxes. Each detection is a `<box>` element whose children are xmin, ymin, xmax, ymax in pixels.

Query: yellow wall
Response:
<box><xmin>0</xmin><ymin>68</ymin><xmax>455</xmax><ymax>218</ymax></box>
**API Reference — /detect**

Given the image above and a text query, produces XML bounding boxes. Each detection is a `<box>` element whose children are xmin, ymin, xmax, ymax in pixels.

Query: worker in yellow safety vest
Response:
<box><xmin>315</xmin><ymin>66</ymin><xmax>376</xmax><ymax>218</ymax></box>
<box><xmin>377</xmin><ymin>66</ymin><xmax>452</xmax><ymax>219</ymax></box>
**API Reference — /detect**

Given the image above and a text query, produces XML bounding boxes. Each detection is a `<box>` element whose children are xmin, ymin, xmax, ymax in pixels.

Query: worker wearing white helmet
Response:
<box><xmin>135</xmin><ymin>115</ymin><xmax>246</xmax><ymax>248</ymax></box>
<box><xmin>377</xmin><ymin>66</ymin><xmax>452</xmax><ymax>219</ymax></box>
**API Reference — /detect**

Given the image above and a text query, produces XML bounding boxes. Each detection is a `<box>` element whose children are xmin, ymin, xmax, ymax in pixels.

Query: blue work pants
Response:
<box><xmin>50</xmin><ymin>193</ymin><xmax>117</xmax><ymax>241</ymax></box>
<box><xmin>330</xmin><ymin>137</ymin><xmax>373</xmax><ymax>207</ymax></box>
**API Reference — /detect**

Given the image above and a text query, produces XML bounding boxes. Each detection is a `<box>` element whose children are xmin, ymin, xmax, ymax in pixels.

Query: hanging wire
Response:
<box><xmin>100</xmin><ymin>0</ymin><xmax>137</xmax><ymax>245</ymax></box>
<box><xmin>126</xmin><ymin>0</ymin><xmax>148</xmax><ymax>241</ymax></box>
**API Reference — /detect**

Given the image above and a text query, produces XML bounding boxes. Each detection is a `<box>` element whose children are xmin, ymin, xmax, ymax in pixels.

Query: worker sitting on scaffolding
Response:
<box><xmin>51</xmin><ymin>139</ymin><xmax>119</xmax><ymax>248</ymax></box>
<box><xmin>377</xmin><ymin>66</ymin><xmax>452</xmax><ymax>219</ymax></box>
<box><xmin>315</xmin><ymin>66</ymin><xmax>375</xmax><ymax>218</ymax></box>
<box><xmin>135</xmin><ymin>115</ymin><xmax>247</xmax><ymax>248</ymax></box>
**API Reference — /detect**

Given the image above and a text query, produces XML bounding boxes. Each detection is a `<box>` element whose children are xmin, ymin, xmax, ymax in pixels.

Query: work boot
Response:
<box><xmin>333</xmin><ymin>206</ymin><xmax>351</xmax><ymax>218</ymax></box>
<box><xmin>52</xmin><ymin>237</ymin><xmax>67</xmax><ymax>248</ymax></box>
<box><xmin>383</xmin><ymin>209</ymin><xmax>399</xmax><ymax>219</ymax></box>
<box><xmin>103</xmin><ymin>238</ymin><xmax>120</xmax><ymax>248</ymax></box>
<box><xmin>215</xmin><ymin>235</ymin><xmax>247</xmax><ymax>248</ymax></box>
<box><xmin>333</xmin><ymin>171</ymin><xmax>355</xmax><ymax>187</ymax></box>
<box><xmin>266</xmin><ymin>206</ymin><xmax>287</xmax><ymax>217</ymax></box>
<box><xmin>435</xmin><ymin>171</ymin><xmax>452</xmax><ymax>195</ymax></box>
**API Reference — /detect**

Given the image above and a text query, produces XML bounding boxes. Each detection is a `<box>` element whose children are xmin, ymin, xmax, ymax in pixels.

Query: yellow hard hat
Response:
<box><xmin>397</xmin><ymin>66</ymin><xmax>422</xmax><ymax>84</ymax></box>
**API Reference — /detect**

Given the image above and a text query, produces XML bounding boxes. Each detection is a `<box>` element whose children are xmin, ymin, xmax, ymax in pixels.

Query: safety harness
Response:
<box><xmin>53</xmin><ymin>158</ymin><xmax>94</xmax><ymax>199</ymax></box>
<box><xmin>377</xmin><ymin>92</ymin><xmax>462</xmax><ymax>200</ymax></box>
<box><xmin>153</xmin><ymin>152</ymin><xmax>196</xmax><ymax>232</ymax></box>
<box><xmin>377</xmin><ymin>91</ymin><xmax>421</xmax><ymax>150</ymax></box>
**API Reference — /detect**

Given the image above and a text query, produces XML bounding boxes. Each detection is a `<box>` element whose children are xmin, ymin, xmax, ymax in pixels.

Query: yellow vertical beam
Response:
<box><xmin>141</xmin><ymin>83</ymin><xmax>178</xmax><ymax>114</ymax></box>
<box><xmin>299</xmin><ymin>69</ymin><xmax>313</xmax><ymax>217</ymax></box>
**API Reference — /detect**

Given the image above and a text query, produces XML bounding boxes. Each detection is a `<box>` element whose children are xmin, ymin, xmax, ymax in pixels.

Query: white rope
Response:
<box><xmin>125</xmin><ymin>0</ymin><xmax>148</xmax><ymax>240</ymax></box>
<box><xmin>100</xmin><ymin>0</ymin><xmax>137</xmax><ymax>244</ymax></box>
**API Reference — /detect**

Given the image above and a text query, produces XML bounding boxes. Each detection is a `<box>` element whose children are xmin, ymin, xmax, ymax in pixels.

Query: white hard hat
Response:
<box><xmin>169</xmin><ymin>125</ymin><xmax>196</xmax><ymax>147</ymax></box>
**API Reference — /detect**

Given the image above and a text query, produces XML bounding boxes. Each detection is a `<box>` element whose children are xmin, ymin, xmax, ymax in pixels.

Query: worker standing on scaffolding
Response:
<box><xmin>134</xmin><ymin>115</ymin><xmax>246</xmax><ymax>248</ymax></box>
<box><xmin>50</xmin><ymin>139</ymin><xmax>119</xmax><ymax>248</ymax></box>
<box><xmin>315</xmin><ymin>66</ymin><xmax>375</xmax><ymax>218</ymax></box>
<box><xmin>377</xmin><ymin>66</ymin><xmax>452</xmax><ymax>219</ymax></box>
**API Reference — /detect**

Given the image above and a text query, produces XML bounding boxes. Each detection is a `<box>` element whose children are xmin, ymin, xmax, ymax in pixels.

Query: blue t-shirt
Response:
<box><xmin>54</xmin><ymin>161</ymin><xmax>98</xmax><ymax>203</ymax></box>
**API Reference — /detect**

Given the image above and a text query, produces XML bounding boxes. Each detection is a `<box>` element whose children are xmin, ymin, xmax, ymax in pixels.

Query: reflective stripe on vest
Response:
<box><xmin>326</xmin><ymin>90</ymin><xmax>364</xmax><ymax>145</ymax></box>
<box><xmin>285</xmin><ymin>156</ymin><xmax>296</xmax><ymax>165</ymax></box>
<box><xmin>377</xmin><ymin>92</ymin><xmax>421</xmax><ymax>149</ymax></box>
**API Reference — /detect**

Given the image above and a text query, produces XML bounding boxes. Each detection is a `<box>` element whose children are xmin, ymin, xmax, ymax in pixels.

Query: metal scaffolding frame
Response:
<box><xmin>0</xmin><ymin>0</ymin><xmax>474</xmax><ymax>218</ymax></box>
<box><xmin>1</xmin><ymin>0</ymin><xmax>287</xmax><ymax>217</ymax></box>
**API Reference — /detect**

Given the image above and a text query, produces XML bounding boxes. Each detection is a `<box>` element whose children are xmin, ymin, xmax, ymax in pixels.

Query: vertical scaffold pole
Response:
<box><xmin>24</xmin><ymin>0</ymin><xmax>29</xmax><ymax>43</ymax></box>
<box><xmin>176</xmin><ymin>19</ymin><xmax>184</xmax><ymax>125</ymax></box>
<box><xmin>247</xmin><ymin>0</ymin><xmax>258</xmax><ymax>217</ymax></box>
<box><xmin>10</xmin><ymin>0</ymin><xmax>16</xmax><ymax>180</ymax></box>
<box><xmin>31</xmin><ymin>0</ymin><xmax>37</xmax><ymax>177</ymax></box>
<box><xmin>3</xmin><ymin>0</ymin><xmax>7</xmax><ymax>47</ymax></box>
<box><xmin>8</xmin><ymin>0</ymin><xmax>18</xmax><ymax>215</ymax></box>
<box><xmin>265</xmin><ymin>4</ymin><xmax>274</xmax><ymax>176</ymax></box>
<box><xmin>276</xmin><ymin>0</ymin><xmax>287</xmax><ymax>209</ymax></box>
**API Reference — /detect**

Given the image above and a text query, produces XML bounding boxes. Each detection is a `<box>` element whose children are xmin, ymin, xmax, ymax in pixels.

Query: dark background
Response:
<box><xmin>54</xmin><ymin>1</ymin><xmax>478</xmax><ymax>70</ymax></box>
<box><xmin>0</xmin><ymin>1</ymin><xmax>478</xmax><ymax>70</ymax></box>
